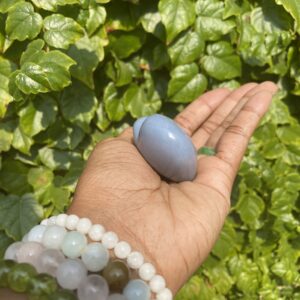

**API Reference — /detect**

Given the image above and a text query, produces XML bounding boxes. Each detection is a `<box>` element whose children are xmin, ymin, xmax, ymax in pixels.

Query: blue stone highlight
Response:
<box><xmin>133</xmin><ymin>114</ymin><xmax>197</xmax><ymax>182</ymax></box>
<box><xmin>123</xmin><ymin>279</ymin><xmax>150</xmax><ymax>300</ymax></box>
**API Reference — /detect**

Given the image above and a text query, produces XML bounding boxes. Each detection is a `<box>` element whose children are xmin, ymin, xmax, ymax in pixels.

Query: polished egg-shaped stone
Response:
<box><xmin>133</xmin><ymin>114</ymin><xmax>197</xmax><ymax>182</ymax></box>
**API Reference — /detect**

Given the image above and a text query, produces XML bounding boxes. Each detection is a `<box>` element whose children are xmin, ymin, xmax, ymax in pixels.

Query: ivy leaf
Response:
<box><xmin>0</xmin><ymin>0</ymin><xmax>22</xmax><ymax>13</ymax></box>
<box><xmin>168</xmin><ymin>31</ymin><xmax>205</xmax><ymax>66</ymax></box>
<box><xmin>30</xmin><ymin>0</ymin><xmax>80</xmax><ymax>12</ymax></box>
<box><xmin>159</xmin><ymin>0</ymin><xmax>195</xmax><ymax>43</ymax></box>
<box><xmin>276</xmin><ymin>125</ymin><xmax>300</xmax><ymax>146</ymax></box>
<box><xmin>38</xmin><ymin>147</ymin><xmax>82</xmax><ymax>171</ymax></box>
<box><xmin>86</xmin><ymin>5</ymin><xmax>106</xmax><ymax>36</ymax></box>
<box><xmin>275</xmin><ymin>0</ymin><xmax>300</xmax><ymax>33</ymax></box>
<box><xmin>5</xmin><ymin>2</ymin><xmax>43</xmax><ymax>41</ymax></box>
<box><xmin>59</xmin><ymin>79</ymin><xmax>97</xmax><ymax>132</ymax></box>
<box><xmin>0</xmin><ymin>231</ymin><xmax>14</xmax><ymax>258</ymax></box>
<box><xmin>43</xmin><ymin>14</ymin><xmax>85</xmax><ymax>49</ymax></box>
<box><xmin>195</xmin><ymin>0</ymin><xmax>235</xmax><ymax>41</ymax></box>
<box><xmin>0</xmin><ymin>194</ymin><xmax>43</xmax><ymax>240</ymax></box>
<box><xmin>168</xmin><ymin>63</ymin><xmax>207</xmax><ymax>103</ymax></box>
<box><xmin>109</xmin><ymin>28</ymin><xmax>146</xmax><ymax>59</ymax></box>
<box><xmin>12</xmin><ymin>127</ymin><xmax>34</xmax><ymax>154</ymax></box>
<box><xmin>104</xmin><ymin>83</ymin><xmax>126</xmax><ymax>122</ymax></box>
<box><xmin>236</xmin><ymin>192</ymin><xmax>265</xmax><ymax>229</ymax></box>
<box><xmin>0</xmin><ymin>160</ymin><xmax>31</xmax><ymax>195</ymax></box>
<box><xmin>123</xmin><ymin>84</ymin><xmax>161</xmax><ymax>118</ymax></box>
<box><xmin>67</xmin><ymin>36</ymin><xmax>102</xmax><ymax>89</ymax></box>
<box><xmin>15</xmin><ymin>49</ymin><xmax>75</xmax><ymax>94</ymax></box>
<box><xmin>201</xmin><ymin>41</ymin><xmax>241</xmax><ymax>80</ymax></box>
<box><xmin>0</xmin><ymin>123</ymin><xmax>13</xmax><ymax>153</ymax></box>
<box><xmin>20</xmin><ymin>39</ymin><xmax>45</xmax><ymax>65</ymax></box>
<box><xmin>18</xmin><ymin>95</ymin><xmax>58</xmax><ymax>137</ymax></box>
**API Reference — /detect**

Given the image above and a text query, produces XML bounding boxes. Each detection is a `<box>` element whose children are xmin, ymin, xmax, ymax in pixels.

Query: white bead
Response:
<box><xmin>102</xmin><ymin>231</ymin><xmax>118</xmax><ymax>249</ymax></box>
<box><xmin>139</xmin><ymin>263</ymin><xmax>156</xmax><ymax>281</ymax></box>
<box><xmin>127</xmin><ymin>251</ymin><xmax>144</xmax><ymax>269</ymax></box>
<box><xmin>41</xmin><ymin>219</ymin><xmax>48</xmax><ymax>226</ymax></box>
<box><xmin>28</xmin><ymin>225</ymin><xmax>47</xmax><ymax>243</ymax></box>
<box><xmin>156</xmin><ymin>288</ymin><xmax>173</xmax><ymax>300</ymax></box>
<box><xmin>56</xmin><ymin>214</ymin><xmax>68</xmax><ymax>227</ymax></box>
<box><xmin>66</xmin><ymin>214</ymin><xmax>79</xmax><ymax>230</ymax></box>
<box><xmin>56</xmin><ymin>258</ymin><xmax>87</xmax><ymax>290</ymax></box>
<box><xmin>76</xmin><ymin>218</ymin><xmax>92</xmax><ymax>234</ymax></box>
<box><xmin>48</xmin><ymin>216</ymin><xmax>57</xmax><ymax>225</ymax></box>
<box><xmin>81</xmin><ymin>243</ymin><xmax>109</xmax><ymax>272</ymax></box>
<box><xmin>149</xmin><ymin>275</ymin><xmax>166</xmax><ymax>293</ymax></box>
<box><xmin>88</xmin><ymin>224</ymin><xmax>105</xmax><ymax>242</ymax></box>
<box><xmin>22</xmin><ymin>234</ymin><xmax>29</xmax><ymax>242</ymax></box>
<box><xmin>42</xmin><ymin>225</ymin><xmax>67</xmax><ymax>249</ymax></box>
<box><xmin>16</xmin><ymin>242</ymin><xmax>44</xmax><ymax>267</ymax></box>
<box><xmin>114</xmin><ymin>241</ymin><xmax>131</xmax><ymax>259</ymax></box>
<box><xmin>4</xmin><ymin>242</ymin><xmax>24</xmax><ymax>261</ymax></box>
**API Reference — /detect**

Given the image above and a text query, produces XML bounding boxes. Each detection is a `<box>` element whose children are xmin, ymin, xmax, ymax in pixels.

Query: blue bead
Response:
<box><xmin>123</xmin><ymin>279</ymin><xmax>150</xmax><ymax>300</ymax></box>
<box><xmin>133</xmin><ymin>114</ymin><xmax>197</xmax><ymax>182</ymax></box>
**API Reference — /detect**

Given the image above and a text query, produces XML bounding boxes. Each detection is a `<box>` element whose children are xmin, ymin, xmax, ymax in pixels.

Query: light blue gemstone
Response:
<box><xmin>42</xmin><ymin>225</ymin><xmax>67</xmax><ymax>250</ymax></box>
<box><xmin>81</xmin><ymin>243</ymin><xmax>109</xmax><ymax>272</ymax></box>
<box><xmin>123</xmin><ymin>279</ymin><xmax>150</xmax><ymax>300</ymax></box>
<box><xmin>133</xmin><ymin>114</ymin><xmax>197</xmax><ymax>182</ymax></box>
<box><xmin>61</xmin><ymin>231</ymin><xmax>87</xmax><ymax>259</ymax></box>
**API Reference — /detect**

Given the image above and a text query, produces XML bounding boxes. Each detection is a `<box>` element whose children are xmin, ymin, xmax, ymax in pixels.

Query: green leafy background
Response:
<box><xmin>0</xmin><ymin>0</ymin><xmax>300</xmax><ymax>298</ymax></box>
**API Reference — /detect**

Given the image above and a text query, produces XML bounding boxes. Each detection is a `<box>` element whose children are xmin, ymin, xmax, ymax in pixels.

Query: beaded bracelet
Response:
<box><xmin>4</xmin><ymin>214</ymin><xmax>173</xmax><ymax>300</ymax></box>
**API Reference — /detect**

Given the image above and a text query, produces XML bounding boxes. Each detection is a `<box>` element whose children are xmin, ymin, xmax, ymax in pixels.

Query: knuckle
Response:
<box><xmin>175</xmin><ymin>113</ymin><xmax>195</xmax><ymax>136</ymax></box>
<box><xmin>201</xmin><ymin>119</ymin><xmax>220</xmax><ymax>135</ymax></box>
<box><xmin>226</xmin><ymin>124</ymin><xmax>247</xmax><ymax>137</ymax></box>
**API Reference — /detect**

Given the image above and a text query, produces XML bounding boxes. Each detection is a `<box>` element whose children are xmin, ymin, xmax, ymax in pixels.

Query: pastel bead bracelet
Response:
<box><xmin>4</xmin><ymin>214</ymin><xmax>173</xmax><ymax>300</ymax></box>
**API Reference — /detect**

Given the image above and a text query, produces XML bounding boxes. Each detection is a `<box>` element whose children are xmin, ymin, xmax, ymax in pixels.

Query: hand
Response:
<box><xmin>68</xmin><ymin>82</ymin><xmax>278</xmax><ymax>294</ymax></box>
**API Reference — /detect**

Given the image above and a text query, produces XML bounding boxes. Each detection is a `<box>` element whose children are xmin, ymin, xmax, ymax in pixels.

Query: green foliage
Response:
<box><xmin>0</xmin><ymin>0</ymin><xmax>299</xmax><ymax>298</ymax></box>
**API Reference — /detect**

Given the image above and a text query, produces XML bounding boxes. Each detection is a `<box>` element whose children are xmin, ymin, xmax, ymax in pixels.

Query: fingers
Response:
<box><xmin>174</xmin><ymin>88</ymin><xmax>231</xmax><ymax>136</ymax></box>
<box><xmin>205</xmin><ymin>81</ymin><xmax>279</xmax><ymax>148</ymax></box>
<box><xmin>192</xmin><ymin>81</ymin><xmax>278</xmax><ymax>149</ymax></box>
<box><xmin>118</xmin><ymin>127</ymin><xmax>134</xmax><ymax>143</ymax></box>
<box><xmin>191</xmin><ymin>83</ymin><xmax>258</xmax><ymax>148</ymax></box>
<box><xmin>216</xmin><ymin>90</ymin><xmax>274</xmax><ymax>179</ymax></box>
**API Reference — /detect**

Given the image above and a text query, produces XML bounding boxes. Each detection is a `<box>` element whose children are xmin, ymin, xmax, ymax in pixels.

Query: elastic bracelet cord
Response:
<box><xmin>3</xmin><ymin>214</ymin><xmax>173</xmax><ymax>300</ymax></box>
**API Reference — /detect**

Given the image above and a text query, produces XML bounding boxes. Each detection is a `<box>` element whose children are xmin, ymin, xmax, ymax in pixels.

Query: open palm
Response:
<box><xmin>69</xmin><ymin>81</ymin><xmax>277</xmax><ymax>293</ymax></box>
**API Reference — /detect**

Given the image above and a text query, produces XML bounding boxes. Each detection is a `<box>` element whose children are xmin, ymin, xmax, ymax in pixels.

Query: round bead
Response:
<box><xmin>56</xmin><ymin>259</ymin><xmax>87</xmax><ymax>290</ymax></box>
<box><xmin>66</xmin><ymin>215</ymin><xmax>79</xmax><ymax>231</ymax></box>
<box><xmin>127</xmin><ymin>251</ymin><xmax>144</xmax><ymax>269</ymax></box>
<box><xmin>41</xmin><ymin>219</ymin><xmax>48</xmax><ymax>226</ymax></box>
<box><xmin>156</xmin><ymin>288</ymin><xmax>173</xmax><ymax>300</ymax></box>
<box><xmin>56</xmin><ymin>214</ymin><xmax>68</xmax><ymax>227</ymax></box>
<box><xmin>48</xmin><ymin>216</ymin><xmax>57</xmax><ymax>225</ymax></box>
<box><xmin>77</xmin><ymin>275</ymin><xmax>109</xmax><ymax>300</ymax></box>
<box><xmin>8</xmin><ymin>262</ymin><xmax>37</xmax><ymax>293</ymax></box>
<box><xmin>138</xmin><ymin>263</ymin><xmax>156</xmax><ymax>281</ymax></box>
<box><xmin>88</xmin><ymin>224</ymin><xmax>105</xmax><ymax>241</ymax></box>
<box><xmin>123</xmin><ymin>279</ymin><xmax>151</xmax><ymax>300</ymax></box>
<box><xmin>108</xmin><ymin>295</ymin><xmax>128</xmax><ymax>300</ymax></box>
<box><xmin>29</xmin><ymin>273</ymin><xmax>58</xmax><ymax>296</ymax></box>
<box><xmin>42</xmin><ymin>225</ymin><xmax>67</xmax><ymax>250</ymax></box>
<box><xmin>16</xmin><ymin>242</ymin><xmax>44</xmax><ymax>267</ymax></box>
<box><xmin>114</xmin><ymin>241</ymin><xmax>131</xmax><ymax>259</ymax></box>
<box><xmin>81</xmin><ymin>243</ymin><xmax>109</xmax><ymax>272</ymax></box>
<box><xmin>102</xmin><ymin>260</ymin><xmax>130</xmax><ymax>292</ymax></box>
<box><xmin>76</xmin><ymin>218</ymin><xmax>92</xmax><ymax>234</ymax></box>
<box><xmin>36</xmin><ymin>249</ymin><xmax>65</xmax><ymax>277</ymax></box>
<box><xmin>4</xmin><ymin>242</ymin><xmax>24</xmax><ymax>261</ymax></box>
<box><xmin>102</xmin><ymin>231</ymin><xmax>118</xmax><ymax>249</ymax></box>
<box><xmin>149</xmin><ymin>275</ymin><xmax>166</xmax><ymax>293</ymax></box>
<box><xmin>0</xmin><ymin>260</ymin><xmax>16</xmax><ymax>288</ymax></box>
<box><xmin>61</xmin><ymin>231</ymin><xmax>87</xmax><ymax>259</ymax></box>
<box><xmin>22</xmin><ymin>234</ymin><xmax>29</xmax><ymax>242</ymax></box>
<box><xmin>28</xmin><ymin>225</ymin><xmax>47</xmax><ymax>243</ymax></box>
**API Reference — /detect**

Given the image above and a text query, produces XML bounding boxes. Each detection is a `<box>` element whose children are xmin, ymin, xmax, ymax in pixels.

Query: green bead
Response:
<box><xmin>0</xmin><ymin>260</ymin><xmax>16</xmax><ymax>288</ymax></box>
<box><xmin>102</xmin><ymin>260</ymin><xmax>130</xmax><ymax>293</ymax></box>
<box><xmin>48</xmin><ymin>290</ymin><xmax>77</xmax><ymax>300</ymax></box>
<box><xmin>8</xmin><ymin>262</ymin><xmax>37</xmax><ymax>293</ymax></box>
<box><xmin>29</xmin><ymin>273</ymin><xmax>58</xmax><ymax>297</ymax></box>
<box><xmin>198</xmin><ymin>147</ymin><xmax>216</xmax><ymax>156</ymax></box>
